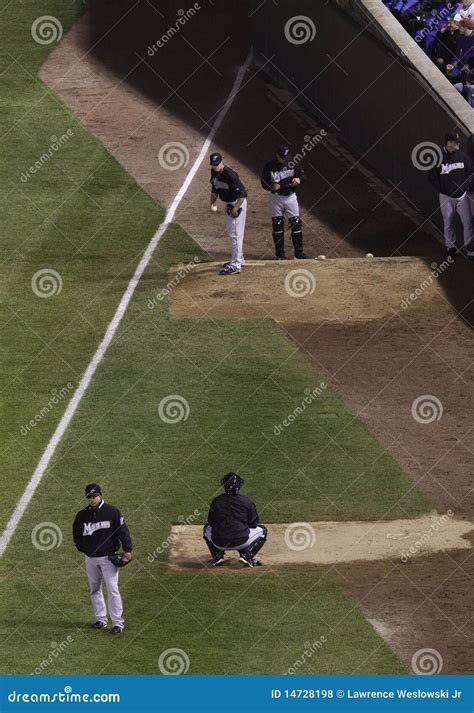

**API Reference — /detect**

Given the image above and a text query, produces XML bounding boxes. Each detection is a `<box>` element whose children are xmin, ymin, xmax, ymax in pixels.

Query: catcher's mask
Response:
<box><xmin>221</xmin><ymin>472</ymin><xmax>244</xmax><ymax>494</ymax></box>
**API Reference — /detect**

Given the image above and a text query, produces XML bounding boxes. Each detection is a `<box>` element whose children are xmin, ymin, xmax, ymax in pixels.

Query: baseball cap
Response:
<box><xmin>444</xmin><ymin>131</ymin><xmax>461</xmax><ymax>143</ymax></box>
<box><xmin>209</xmin><ymin>152</ymin><xmax>223</xmax><ymax>166</ymax></box>
<box><xmin>85</xmin><ymin>483</ymin><xmax>102</xmax><ymax>498</ymax></box>
<box><xmin>277</xmin><ymin>145</ymin><xmax>291</xmax><ymax>159</ymax></box>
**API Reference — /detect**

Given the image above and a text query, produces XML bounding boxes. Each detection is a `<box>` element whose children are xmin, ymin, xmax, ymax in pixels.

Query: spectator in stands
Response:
<box><xmin>431</xmin><ymin>18</ymin><xmax>462</xmax><ymax>68</ymax></box>
<box><xmin>446</xmin><ymin>18</ymin><xmax>474</xmax><ymax>95</ymax></box>
<box><xmin>418</xmin><ymin>6</ymin><xmax>460</xmax><ymax>56</ymax></box>
<box><xmin>453</xmin><ymin>0</ymin><xmax>474</xmax><ymax>22</ymax></box>
<box><xmin>384</xmin><ymin>0</ymin><xmax>474</xmax><ymax>104</ymax></box>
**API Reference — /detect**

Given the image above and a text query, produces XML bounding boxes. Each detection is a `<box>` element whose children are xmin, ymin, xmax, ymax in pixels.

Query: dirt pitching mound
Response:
<box><xmin>168</xmin><ymin>257</ymin><xmax>449</xmax><ymax>324</ymax></box>
<box><xmin>168</xmin><ymin>513</ymin><xmax>472</xmax><ymax>571</ymax></box>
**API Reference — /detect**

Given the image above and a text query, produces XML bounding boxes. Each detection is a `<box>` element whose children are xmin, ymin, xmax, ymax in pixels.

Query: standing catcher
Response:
<box><xmin>209</xmin><ymin>153</ymin><xmax>248</xmax><ymax>275</ymax></box>
<box><xmin>73</xmin><ymin>483</ymin><xmax>133</xmax><ymax>635</ymax></box>
<box><xmin>261</xmin><ymin>145</ymin><xmax>307</xmax><ymax>260</ymax></box>
<box><xmin>203</xmin><ymin>472</ymin><xmax>267</xmax><ymax>568</ymax></box>
<box><xmin>429</xmin><ymin>131</ymin><xmax>474</xmax><ymax>259</ymax></box>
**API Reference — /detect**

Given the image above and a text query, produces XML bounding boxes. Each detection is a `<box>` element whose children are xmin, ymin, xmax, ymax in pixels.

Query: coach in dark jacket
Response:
<box><xmin>203</xmin><ymin>472</ymin><xmax>267</xmax><ymax>568</ymax></box>
<box><xmin>73</xmin><ymin>483</ymin><xmax>133</xmax><ymax>634</ymax></box>
<box><xmin>429</xmin><ymin>131</ymin><xmax>473</xmax><ymax>259</ymax></box>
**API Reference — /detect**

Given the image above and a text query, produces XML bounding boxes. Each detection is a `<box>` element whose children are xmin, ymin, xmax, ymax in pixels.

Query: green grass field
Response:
<box><xmin>0</xmin><ymin>0</ymin><xmax>429</xmax><ymax>675</ymax></box>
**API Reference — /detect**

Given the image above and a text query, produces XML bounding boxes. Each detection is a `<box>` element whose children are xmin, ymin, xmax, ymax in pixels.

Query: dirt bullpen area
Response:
<box><xmin>169</xmin><ymin>514</ymin><xmax>473</xmax><ymax>571</ymax></box>
<box><xmin>167</xmin><ymin>257</ymin><xmax>451</xmax><ymax>323</ymax></box>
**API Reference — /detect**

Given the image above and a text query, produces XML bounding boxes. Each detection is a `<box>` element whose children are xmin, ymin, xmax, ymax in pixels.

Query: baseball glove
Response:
<box><xmin>108</xmin><ymin>552</ymin><xmax>132</xmax><ymax>568</ymax></box>
<box><xmin>226</xmin><ymin>203</ymin><xmax>242</xmax><ymax>217</ymax></box>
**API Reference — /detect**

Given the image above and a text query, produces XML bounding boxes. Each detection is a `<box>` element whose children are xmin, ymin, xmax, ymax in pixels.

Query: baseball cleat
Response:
<box><xmin>239</xmin><ymin>553</ymin><xmax>262</xmax><ymax>568</ymax></box>
<box><xmin>222</xmin><ymin>257</ymin><xmax>245</xmax><ymax>268</ymax></box>
<box><xmin>294</xmin><ymin>253</ymin><xmax>308</xmax><ymax>259</ymax></box>
<box><xmin>208</xmin><ymin>554</ymin><xmax>225</xmax><ymax>567</ymax></box>
<box><xmin>219</xmin><ymin>265</ymin><xmax>240</xmax><ymax>275</ymax></box>
<box><xmin>111</xmin><ymin>626</ymin><xmax>123</xmax><ymax>635</ymax></box>
<box><xmin>91</xmin><ymin>621</ymin><xmax>107</xmax><ymax>630</ymax></box>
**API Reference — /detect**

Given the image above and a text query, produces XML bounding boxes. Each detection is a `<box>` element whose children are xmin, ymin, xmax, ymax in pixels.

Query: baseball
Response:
<box><xmin>317</xmin><ymin>254</ymin><xmax>326</xmax><ymax>260</ymax></box>
<box><xmin>211</xmin><ymin>205</ymin><xmax>217</xmax><ymax>213</ymax></box>
<box><xmin>366</xmin><ymin>252</ymin><xmax>374</xmax><ymax>259</ymax></box>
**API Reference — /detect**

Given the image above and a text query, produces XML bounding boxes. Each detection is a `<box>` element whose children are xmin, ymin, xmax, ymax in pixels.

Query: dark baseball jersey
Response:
<box><xmin>210</xmin><ymin>165</ymin><xmax>248</xmax><ymax>203</ymax></box>
<box><xmin>207</xmin><ymin>493</ymin><xmax>259</xmax><ymax>548</ymax></box>
<box><xmin>429</xmin><ymin>148</ymin><xmax>472</xmax><ymax>198</ymax></box>
<box><xmin>261</xmin><ymin>158</ymin><xmax>304</xmax><ymax>196</ymax></box>
<box><xmin>73</xmin><ymin>500</ymin><xmax>132</xmax><ymax>557</ymax></box>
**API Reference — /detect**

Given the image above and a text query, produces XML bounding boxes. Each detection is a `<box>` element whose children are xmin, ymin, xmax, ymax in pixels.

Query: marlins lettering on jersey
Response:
<box><xmin>440</xmin><ymin>162</ymin><xmax>465</xmax><ymax>174</ymax></box>
<box><xmin>83</xmin><ymin>521</ymin><xmax>111</xmax><ymax>536</ymax></box>
<box><xmin>270</xmin><ymin>168</ymin><xmax>295</xmax><ymax>183</ymax></box>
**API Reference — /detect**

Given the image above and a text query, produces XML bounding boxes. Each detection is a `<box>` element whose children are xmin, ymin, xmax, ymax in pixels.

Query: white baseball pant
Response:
<box><xmin>204</xmin><ymin>524</ymin><xmax>265</xmax><ymax>551</ymax></box>
<box><xmin>225</xmin><ymin>198</ymin><xmax>247</xmax><ymax>270</ymax></box>
<box><xmin>269</xmin><ymin>192</ymin><xmax>299</xmax><ymax>218</ymax></box>
<box><xmin>439</xmin><ymin>192</ymin><xmax>473</xmax><ymax>254</ymax></box>
<box><xmin>85</xmin><ymin>555</ymin><xmax>124</xmax><ymax>629</ymax></box>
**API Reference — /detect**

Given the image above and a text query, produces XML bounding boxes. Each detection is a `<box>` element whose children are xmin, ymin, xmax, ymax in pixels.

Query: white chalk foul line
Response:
<box><xmin>0</xmin><ymin>52</ymin><xmax>252</xmax><ymax>557</ymax></box>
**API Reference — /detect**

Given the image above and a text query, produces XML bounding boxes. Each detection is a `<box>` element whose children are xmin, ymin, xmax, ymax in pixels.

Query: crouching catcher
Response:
<box><xmin>203</xmin><ymin>472</ymin><xmax>267</xmax><ymax>568</ymax></box>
